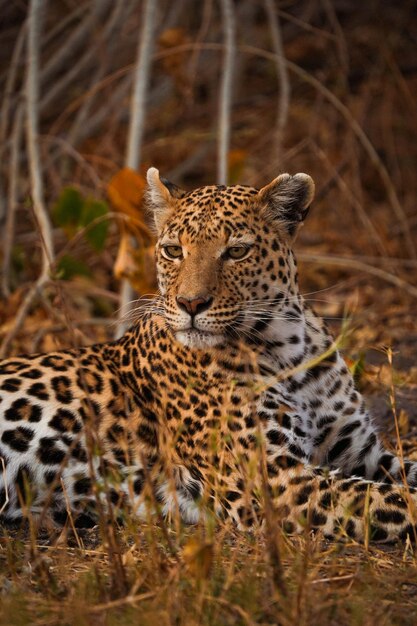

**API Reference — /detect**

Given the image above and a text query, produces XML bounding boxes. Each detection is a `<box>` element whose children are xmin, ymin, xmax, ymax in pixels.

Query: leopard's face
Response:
<box><xmin>147</xmin><ymin>169</ymin><xmax>315</xmax><ymax>349</ymax></box>
<box><xmin>155</xmin><ymin>187</ymin><xmax>293</xmax><ymax>349</ymax></box>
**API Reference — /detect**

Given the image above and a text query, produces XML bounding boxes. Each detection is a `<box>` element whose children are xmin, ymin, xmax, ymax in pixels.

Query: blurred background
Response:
<box><xmin>0</xmin><ymin>0</ymin><xmax>416</xmax><ymax>421</ymax></box>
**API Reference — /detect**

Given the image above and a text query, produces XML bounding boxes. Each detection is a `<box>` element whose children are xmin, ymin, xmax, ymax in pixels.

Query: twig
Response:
<box><xmin>217</xmin><ymin>0</ymin><xmax>235</xmax><ymax>185</ymax></box>
<box><xmin>66</xmin><ymin>75</ymin><xmax>132</xmax><ymax>149</ymax></box>
<box><xmin>0</xmin><ymin>189</ymin><xmax>4</xmax><ymax>224</ymax></box>
<box><xmin>321</xmin><ymin>0</ymin><xmax>349</xmax><ymax>81</ymax></box>
<box><xmin>40</xmin><ymin>0</ymin><xmax>119</xmax><ymax>113</ymax></box>
<box><xmin>50</xmin><ymin>282</ymin><xmax>120</xmax><ymax>303</ymax></box>
<box><xmin>65</xmin><ymin>64</ymin><xmax>106</xmax><ymax>150</ymax></box>
<box><xmin>43</xmin><ymin>134</ymin><xmax>102</xmax><ymax>189</ymax></box>
<box><xmin>2</xmin><ymin>105</ymin><xmax>24</xmax><ymax>297</ymax></box>
<box><xmin>202</xmin><ymin>595</ymin><xmax>256</xmax><ymax>626</ymax></box>
<box><xmin>311</xmin><ymin>142</ymin><xmax>388</xmax><ymax>256</ymax></box>
<box><xmin>40</xmin><ymin>0</ymin><xmax>111</xmax><ymax>87</ymax></box>
<box><xmin>30</xmin><ymin>318</ymin><xmax>113</xmax><ymax>352</ymax></box>
<box><xmin>42</xmin><ymin>2</ymin><xmax>88</xmax><ymax>48</ymax></box>
<box><xmin>0</xmin><ymin>281</ymin><xmax>50</xmax><ymax>358</ymax></box>
<box><xmin>187</xmin><ymin>0</ymin><xmax>214</xmax><ymax>102</ymax></box>
<box><xmin>116</xmin><ymin>0</ymin><xmax>158</xmax><ymax>339</ymax></box>
<box><xmin>264</xmin><ymin>0</ymin><xmax>290</xmax><ymax>159</ymax></box>
<box><xmin>311</xmin><ymin>573</ymin><xmax>355</xmax><ymax>585</ymax></box>
<box><xmin>87</xmin><ymin>591</ymin><xmax>156</xmax><ymax>614</ymax></box>
<box><xmin>276</xmin><ymin>7</ymin><xmax>339</xmax><ymax>41</ymax></box>
<box><xmin>47</xmin><ymin>64</ymin><xmax>133</xmax><ymax>137</ymax></box>
<box><xmin>26</xmin><ymin>0</ymin><xmax>54</xmax><ymax>278</ymax></box>
<box><xmin>298</xmin><ymin>253</ymin><xmax>417</xmax><ymax>298</ymax></box>
<box><xmin>0</xmin><ymin>20</ymin><xmax>26</xmax><ymax>144</ymax></box>
<box><xmin>0</xmin><ymin>457</ymin><xmax>10</xmax><ymax>515</ymax></box>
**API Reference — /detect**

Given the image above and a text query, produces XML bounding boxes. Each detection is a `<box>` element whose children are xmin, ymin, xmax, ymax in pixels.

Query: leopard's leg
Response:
<box><xmin>278</xmin><ymin>350</ymin><xmax>417</xmax><ymax>487</ymax></box>
<box><xmin>226</xmin><ymin>443</ymin><xmax>417</xmax><ymax>542</ymax></box>
<box><xmin>308</xmin><ymin>386</ymin><xmax>417</xmax><ymax>487</ymax></box>
<box><xmin>223</xmin><ymin>418</ymin><xmax>417</xmax><ymax>542</ymax></box>
<box><xmin>269</xmin><ymin>465</ymin><xmax>417</xmax><ymax>543</ymax></box>
<box><xmin>266</xmin><ymin>419</ymin><xmax>417</xmax><ymax>541</ymax></box>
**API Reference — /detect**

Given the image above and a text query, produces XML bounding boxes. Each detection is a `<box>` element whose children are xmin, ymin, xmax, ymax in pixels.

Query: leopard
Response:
<box><xmin>0</xmin><ymin>166</ymin><xmax>416</xmax><ymax>543</ymax></box>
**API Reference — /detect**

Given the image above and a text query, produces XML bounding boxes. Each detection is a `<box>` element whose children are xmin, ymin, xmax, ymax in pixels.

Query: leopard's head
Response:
<box><xmin>147</xmin><ymin>168</ymin><xmax>315</xmax><ymax>349</ymax></box>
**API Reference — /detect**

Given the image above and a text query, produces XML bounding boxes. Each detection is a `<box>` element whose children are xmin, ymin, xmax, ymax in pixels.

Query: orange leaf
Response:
<box><xmin>182</xmin><ymin>536</ymin><xmax>214</xmax><ymax>580</ymax></box>
<box><xmin>109</xmin><ymin>168</ymin><xmax>157</xmax><ymax>295</ymax></box>
<box><xmin>107</xmin><ymin>167</ymin><xmax>153</xmax><ymax>243</ymax></box>
<box><xmin>158</xmin><ymin>28</ymin><xmax>190</xmax><ymax>89</ymax></box>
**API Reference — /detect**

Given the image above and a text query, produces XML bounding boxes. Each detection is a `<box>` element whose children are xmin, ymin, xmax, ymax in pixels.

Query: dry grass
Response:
<box><xmin>1</xmin><ymin>519</ymin><xmax>417</xmax><ymax>625</ymax></box>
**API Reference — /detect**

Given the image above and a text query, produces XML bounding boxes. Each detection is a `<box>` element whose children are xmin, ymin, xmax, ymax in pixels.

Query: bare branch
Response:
<box><xmin>2</xmin><ymin>105</ymin><xmax>24</xmax><ymax>297</ymax></box>
<box><xmin>0</xmin><ymin>282</ymin><xmax>50</xmax><ymax>359</ymax></box>
<box><xmin>321</xmin><ymin>0</ymin><xmax>349</xmax><ymax>79</ymax></box>
<box><xmin>43</xmin><ymin>134</ymin><xmax>102</xmax><ymax>190</ymax></box>
<box><xmin>42</xmin><ymin>2</ymin><xmax>88</xmax><ymax>48</ymax></box>
<box><xmin>188</xmin><ymin>0</ymin><xmax>214</xmax><ymax>99</ymax></box>
<box><xmin>0</xmin><ymin>20</ymin><xmax>26</xmax><ymax>144</ymax></box>
<box><xmin>66</xmin><ymin>75</ymin><xmax>133</xmax><ymax>149</ymax></box>
<box><xmin>0</xmin><ymin>0</ymin><xmax>54</xmax><ymax>357</ymax></box>
<box><xmin>26</xmin><ymin>0</ymin><xmax>54</xmax><ymax>277</ymax></box>
<box><xmin>26</xmin><ymin>0</ymin><xmax>54</xmax><ymax>278</ymax></box>
<box><xmin>217</xmin><ymin>0</ymin><xmax>236</xmax><ymax>185</ymax></box>
<box><xmin>276</xmin><ymin>7</ymin><xmax>339</xmax><ymax>41</ymax></box>
<box><xmin>41</xmin><ymin>0</ymin><xmax>111</xmax><ymax>87</ymax></box>
<box><xmin>40</xmin><ymin>0</ymin><xmax>122</xmax><ymax>113</ymax></box>
<box><xmin>311</xmin><ymin>142</ymin><xmax>388</xmax><ymax>256</ymax></box>
<box><xmin>117</xmin><ymin>0</ymin><xmax>159</xmax><ymax>338</ymax></box>
<box><xmin>126</xmin><ymin>0</ymin><xmax>158</xmax><ymax>170</ymax></box>
<box><xmin>264</xmin><ymin>0</ymin><xmax>290</xmax><ymax>159</ymax></box>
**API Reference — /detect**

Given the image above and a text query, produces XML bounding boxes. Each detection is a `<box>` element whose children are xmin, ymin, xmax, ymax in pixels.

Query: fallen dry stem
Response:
<box><xmin>298</xmin><ymin>253</ymin><xmax>417</xmax><ymax>298</ymax></box>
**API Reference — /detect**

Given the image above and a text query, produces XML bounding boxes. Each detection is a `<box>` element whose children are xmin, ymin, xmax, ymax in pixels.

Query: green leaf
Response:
<box><xmin>56</xmin><ymin>254</ymin><xmax>92</xmax><ymax>280</ymax></box>
<box><xmin>80</xmin><ymin>199</ymin><xmax>109</xmax><ymax>251</ymax></box>
<box><xmin>52</xmin><ymin>187</ymin><xmax>83</xmax><ymax>235</ymax></box>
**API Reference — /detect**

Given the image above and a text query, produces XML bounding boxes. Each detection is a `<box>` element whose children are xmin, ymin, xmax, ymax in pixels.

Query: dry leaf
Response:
<box><xmin>107</xmin><ymin>167</ymin><xmax>152</xmax><ymax>242</ymax></box>
<box><xmin>159</xmin><ymin>28</ymin><xmax>190</xmax><ymax>91</ymax></box>
<box><xmin>108</xmin><ymin>168</ymin><xmax>157</xmax><ymax>294</ymax></box>
<box><xmin>397</xmin><ymin>409</ymin><xmax>409</xmax><ymax>436</ymax></box>
<box><xmin>182</xmin><ymin>536</ymin><xmax>214</xmax><ymax>580</ymax></box>
<box><xmin>122</xmin><ymin>546</ymin><xmax>137</xmax><ymax>569</ymax></box>
<box><xmin>114</xmin><ymin>231</ymin><xmax>157</xmax><ymax>295</ymax></box>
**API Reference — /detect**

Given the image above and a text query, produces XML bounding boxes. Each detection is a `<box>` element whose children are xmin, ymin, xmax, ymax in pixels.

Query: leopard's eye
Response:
<box><xmin>225</xmin><ymin>246</ymin><xmax>251</xmax><ymax>260</ymax></box>
<box><xmin>162</xmin><ymin>245</ymin><xmax>183</xmax><ymax>260</ymax></box>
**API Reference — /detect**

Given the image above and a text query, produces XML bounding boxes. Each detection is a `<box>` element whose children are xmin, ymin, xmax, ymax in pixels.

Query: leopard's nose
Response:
<box><xmin>176</xmin><ymin>295</ymin><xmax>213</xmax><ymax>317</ymax></box>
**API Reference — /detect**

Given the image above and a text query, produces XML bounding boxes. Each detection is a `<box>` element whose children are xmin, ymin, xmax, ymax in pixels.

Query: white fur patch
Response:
<box><xmin>175</xmin><ymin>330</ymin><xmax>224</xmax><ymax>349</ymax></box>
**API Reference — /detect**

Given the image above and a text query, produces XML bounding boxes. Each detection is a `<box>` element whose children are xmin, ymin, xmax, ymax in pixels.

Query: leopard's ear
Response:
<box><xmin>258</xmin><ymin>173</ymin><xmax>315</xmax><ymax>237</ymax></box>
<box><xmin>146</xmin><ymin>167</ymin><xmax>186</xmax><ymax>232</ymax></box>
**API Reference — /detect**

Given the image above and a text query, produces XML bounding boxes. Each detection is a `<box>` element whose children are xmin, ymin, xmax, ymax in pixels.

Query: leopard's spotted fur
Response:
<box><xmin>0</xmin><ymin>168</ymin><xmax>416</xmax><ymax>542</ymax></box>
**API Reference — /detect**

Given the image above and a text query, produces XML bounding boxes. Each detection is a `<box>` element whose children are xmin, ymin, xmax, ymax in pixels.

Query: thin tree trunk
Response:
<box><xmin>115</xmin><ymin>0</ymin><xmax>158</xmax><ymax>339</ymax></box>
<box><xmin>217</xmin><ymin>0</ymin><xmax>235</xmax><ymax>185</ymax></box>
